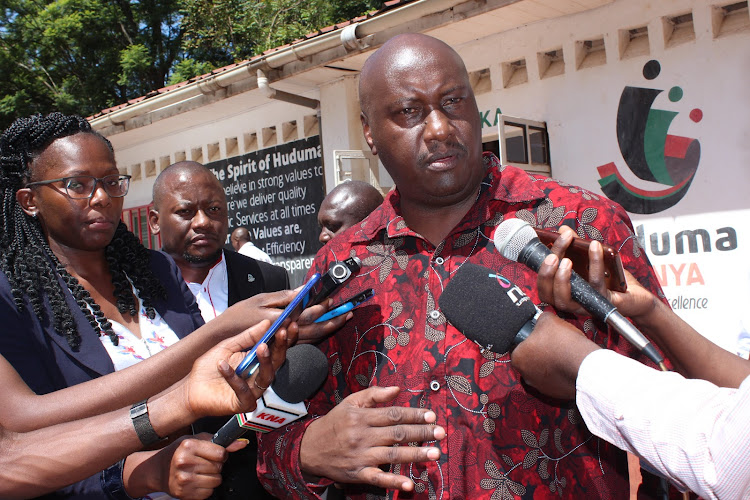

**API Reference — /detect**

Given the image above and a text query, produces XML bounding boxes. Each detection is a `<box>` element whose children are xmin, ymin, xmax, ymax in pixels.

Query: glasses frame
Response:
<box><xmin>26</xmin><ymin>174</ymin><xmax>132</xmax><ymax>199</ymax></box>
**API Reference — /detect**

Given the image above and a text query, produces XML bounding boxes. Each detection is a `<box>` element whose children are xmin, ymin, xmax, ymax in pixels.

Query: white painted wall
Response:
<box><xmin>464</xmin><ymin>0</ymin><xmax>750</xmax><ymax>354</ymax></box>
<box><xmin>104</xmin><ymin>0</ymin><xmax>750</xmax><ymax>353</ymax></box>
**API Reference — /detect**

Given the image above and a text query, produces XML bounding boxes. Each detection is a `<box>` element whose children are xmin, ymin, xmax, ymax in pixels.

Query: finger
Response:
<box><xmin>587</xmin><ymin>240</ymin><xmax>608</xmax><ymax>294</ymax></box>
<box><xmin>552</xmin><ymin>257</ymin><xmax>578</xmax><ymax>312</ymax></box>
<box><xmin>218</xmin><ymin>359</ymin><xmax>256</xmax><ymax>413</ymax></box>
<box><xmin>297</xmin><ymin>313</ymin><xmax>349</xmax><ymax>344</ymax></box>
<box><xmin>368</xmin><ymin>420</ymin><xmax>446</xmax><ymax>445</ymax></box>
<box><xmin>181</xmin><ymin>434</ymin><xmax>230</xmax><ymax>464</ymax></box>
<box><xmin>371</xmin><ymin>444</ymin><xmax>442</xmax><ymax>466</ymax></box>
<box><xmin>297</xmin><ymin>302</ymin><xmax>328</xmax><ymax>324</ymax></box>
<box><xmin>254</xmin><ymin>289</ymin><xmax>298</xmax><ymax>308</ymax></box>
<box><xmin>248</xmin><ymin>342</ymin><xmax>275</xmax><ymax>398</ymax></box>
<box><xmin>548</xmin><ymin>227</ymin><xmax>574</xmax><ymax>259</ymax></box>
<box><xmin>345</xmin><ymin>385</ymin><xmax>402</xmax><ymax>409</ymax></box>
<box><xmin>267</xmin><ymin>328</ymin><xmax>289</xmax><ymax>372</ymax></box>
<box><xmin>357</xmin><ymin>466</ymin><xmax>416</xmax><ymax>492</ymax></box>
<box><xmin>226</xmin><ymin>438</ymin><xmax>250</xmax><ymax>453</ymax></box>
<box><xmin>536</xmin><ymin>253</ymin><xmax>560</xmax><ymax>304</ymax></box>
<box><xmin>285</xmin><ymin>321</ymin><xmax>300</xmax><ymax>346</ymax></box>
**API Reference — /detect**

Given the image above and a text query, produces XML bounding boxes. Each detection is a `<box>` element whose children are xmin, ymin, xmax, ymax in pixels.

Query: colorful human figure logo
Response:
<box><xmin>597</xmin><ymin>60</ymin><xmax>703</xmax><ymax>214</ymax></box>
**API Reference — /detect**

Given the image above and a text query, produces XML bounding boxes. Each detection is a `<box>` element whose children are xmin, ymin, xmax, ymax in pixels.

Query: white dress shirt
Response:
<box><xmin>98</xmin><ymin>285</ymin><xmax>180</xmax><ymax>371</ymax></box>
<box><xmin>576</xmin><ymin>349</ymin><xmax>750</xmax><ymax>499</ymax></box>
<box><xmin>238</xmin><ymin>241</ymin><xmax>273</xmax><ymax>264</ymax></box>
<box><xmin>186</xmin><ymin>253</ymin><xmax>229</xmax><ymax>323</ymax></box>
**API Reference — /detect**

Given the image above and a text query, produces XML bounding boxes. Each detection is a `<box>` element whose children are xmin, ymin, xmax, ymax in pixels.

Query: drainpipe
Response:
<box><xmin>256</xmin><ymin>70</ymin><xmax>320</xmax><ymax>109</ymax></box>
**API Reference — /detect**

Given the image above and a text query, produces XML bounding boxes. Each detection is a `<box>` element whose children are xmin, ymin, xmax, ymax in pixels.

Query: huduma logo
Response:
<box><xmin>597</xmin><ymin>60</ymin><xmax>703</xmax><ymax>214</ymax></box>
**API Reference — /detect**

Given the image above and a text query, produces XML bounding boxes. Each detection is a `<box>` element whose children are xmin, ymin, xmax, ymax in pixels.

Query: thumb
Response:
<box><xmin>346</xmin><ymin>386</ymin><xmax>401</xmax><ymax>408</ymax></box>
<box><xmin>226</xmin><ymin>438</ymin><xmax>250</xmax><ymax>453</ymax></box>
<box><xmin>222</xmin><ymin>319</ymin><xmax>272</xmax><ymax>353</ymax></box>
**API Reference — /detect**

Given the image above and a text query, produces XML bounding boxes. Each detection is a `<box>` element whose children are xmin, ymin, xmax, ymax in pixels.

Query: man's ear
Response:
<box><xmin>360</xmin><ymin>112</ymin><xmax>377</xmax><ymax>156</ymax></box>
<box><xmin>147</xmin><ymin>208</ymin><xmax>161</xmax><ymax>234</ymax></box>
<box><xmin>16</xmin><ymin>188</ymin><xmax>38</xmax><ymax>217</ymax></box>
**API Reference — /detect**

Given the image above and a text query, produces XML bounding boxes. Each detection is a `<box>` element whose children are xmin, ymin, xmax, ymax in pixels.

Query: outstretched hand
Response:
<box><xmin>219</xmin><ymin>288</ymin><xmax>350</xmax><ymax>345</ymax></box>
<box><xmin>299</xmin><ymin>386</ymin><xmax>445</xmax><ymax>491</ymax></box>
<box><xmin>182</xmin><ymin>319</ymin><xmax>294</xmax><ymax>419</ymax></box>
<box><xmin>537</xmin><ymin>226</ymin><xmax>658</xmax><ymax>321</ymax></box>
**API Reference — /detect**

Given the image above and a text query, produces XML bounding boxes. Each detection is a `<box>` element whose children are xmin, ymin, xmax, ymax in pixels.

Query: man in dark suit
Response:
<box><xmin>149</xmin><ymin>160</ymin><xmax>288</xmax><ymax>499</ymax></box>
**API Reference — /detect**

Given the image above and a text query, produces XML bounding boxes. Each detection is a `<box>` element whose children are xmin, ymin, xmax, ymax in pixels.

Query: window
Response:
<box><xmin>482</xmin><ymin>115</ymin><xmax>551</xmax><ymax>176</ymax></box>
<box><xmin>122</xmin><ymin>204</ymin><xmax>160</xmax><ymax>250</ymax></box>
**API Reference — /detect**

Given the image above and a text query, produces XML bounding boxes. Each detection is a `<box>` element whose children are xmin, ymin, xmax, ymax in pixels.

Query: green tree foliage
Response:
<box><xmin>179</xmin><ymin>0</ymin><xmax>384</xmax><ymax>65</ymax></box>
<box><xmin>0</xmin><ymin>0</ymin><xmax>385</xmax><ymax>128</ymax></box>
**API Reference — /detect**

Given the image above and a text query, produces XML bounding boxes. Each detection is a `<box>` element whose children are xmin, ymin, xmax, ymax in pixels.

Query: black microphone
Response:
<box><xmin>493</xmin><ymin>218</ymin><xmax>665</xmax><ymax>368</ymax></box>
<box><xmin>212</xmin><ymin>343</ymin><xmax>328</xmax><ymax>446</ymax></box>
<box><xmin>439</xmin><ymin>263</ymin><xmax>541</xmax><ymax>354</ymax></box>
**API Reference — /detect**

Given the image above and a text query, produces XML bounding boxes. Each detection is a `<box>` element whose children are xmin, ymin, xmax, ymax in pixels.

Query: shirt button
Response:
<box><xmin>429</xmin><ymin>310</ymin><xmax>440</xmax><ymax>320</ymax></box>
<box><xmin>435</xmin><ymin>257</ymin><xmax>445</xmax><ymax>265</ymax></box>
<box><xmin>430</xmin><ymin>380</ymin><xmax>441</xmax><ymax>391</ymax></box>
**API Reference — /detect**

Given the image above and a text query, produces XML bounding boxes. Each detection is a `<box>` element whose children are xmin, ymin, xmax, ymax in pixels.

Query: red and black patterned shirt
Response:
<box><xmin>258</xmin><ymin>155</ymin><xmax>666</xmax><ymax>499</ymax></box>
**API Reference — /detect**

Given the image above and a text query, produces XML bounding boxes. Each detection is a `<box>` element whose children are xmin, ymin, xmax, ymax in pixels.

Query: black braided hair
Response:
<box><xmin>0</xmin><ymin>112</ymin><xmax>166</xmax><ymax>351</ymax></box>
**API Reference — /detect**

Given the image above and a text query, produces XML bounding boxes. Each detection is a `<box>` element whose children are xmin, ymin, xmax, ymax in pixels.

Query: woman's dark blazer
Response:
<box><xmin>0</xmin><ymin>250</ymin><xmax>204</xmax><ymax>499</ymax></box>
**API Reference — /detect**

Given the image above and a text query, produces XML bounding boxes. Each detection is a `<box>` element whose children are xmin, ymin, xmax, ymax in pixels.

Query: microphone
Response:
<box><xmin>439</xmin><ymin>263</ymin><xmax>541</xmax><ymax>354</ymax></box>
<box><xmin>212</xmin><ymin>343</ymin><xmax>328</xmax><ymax>446</ymax></box>
<box><xmin>493</xmin><ymin>218</ymin><xmax>665</xmax><ymax>368</ymax></box>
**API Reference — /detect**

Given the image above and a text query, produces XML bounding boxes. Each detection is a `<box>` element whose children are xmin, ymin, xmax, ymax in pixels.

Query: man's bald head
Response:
<box><xmin>318</xmin><ymin>181</ymin><xmax>384</xmax><ymax>244</ymax></box>
<box><xmin>231</xmin><ymin>227</ymin><xmax>251</xmax><ymax>251</ymax></box>
<box><xmin>359</xmin><ymin>33</ymin><xmax>469</xmax><ymax>118</ymax></box>
<box><xmin>152</xmin><ymin>161</ymin><xmax>225</xmax><ymax>210</ymax></box>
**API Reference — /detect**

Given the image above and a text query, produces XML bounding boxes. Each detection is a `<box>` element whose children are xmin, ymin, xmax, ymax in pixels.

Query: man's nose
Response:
<box><xmin>193</xmin><ymin>209</ymin><xmax>212</xmax><ymax>228</ymax></box>
<box><xmin>319</xmin><ymin>227</ymin><xmax>333</xmax><ymax>244</ymax></box>
<box><xmin>423</xmin><ymin>108</ymin><xmax>452</xmax><ymax>142</ymax></box>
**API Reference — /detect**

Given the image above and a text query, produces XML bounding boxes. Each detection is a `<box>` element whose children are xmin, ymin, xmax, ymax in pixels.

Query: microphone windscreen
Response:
<box><xmin>493</xmin><ymin>219</ymin><xmax>537</xmax><ymax>261</ymax></box>
<box><xmin>272</xmin><ymin>343</ymin><xmax>328</xmax><ymax>403</ymax></box>
<box><xmin>439</xmin><ymin>263</ymin><xmax>538</xmax><ymax>353</ymax></box>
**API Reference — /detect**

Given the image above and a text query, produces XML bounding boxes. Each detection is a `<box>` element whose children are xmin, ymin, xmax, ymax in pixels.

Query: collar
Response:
<box><xmin>356</xmin><ymin>153</ymin><xmax>547</xmax><ymax>243</ymax></box>
<box><xmin>188</xmin><ymin>251</ymin><xmax>228</xmax><ymax>288</ymax></box>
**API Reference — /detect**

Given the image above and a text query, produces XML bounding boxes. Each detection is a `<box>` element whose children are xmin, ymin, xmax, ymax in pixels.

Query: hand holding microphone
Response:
<box><xmin>439</xmin><ymin>263</ymin><xmax>598</xmax><ymax>399</ymax></box>
<box><xmin>537</xmin><ymin>225</ymin><xmax>659</xmax><ymax>322</ymax></box>
<box><xmin>212</xmin><ymin>343</ymin><xmax>328</xmax><ymax>446</ymax></box>
<box><xmin>493</xmin><ymin>219</ymin><xmax>666</xmax><ymax>369</ymax></box>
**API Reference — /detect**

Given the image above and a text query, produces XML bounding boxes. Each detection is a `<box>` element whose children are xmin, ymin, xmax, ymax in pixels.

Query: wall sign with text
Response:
<box><xmin>206</xmin><ymin>136</ymin><xmax>325</xmax><ymax>286</ymax></box>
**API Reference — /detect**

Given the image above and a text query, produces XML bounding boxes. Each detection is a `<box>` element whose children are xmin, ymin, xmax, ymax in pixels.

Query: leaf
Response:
<box><xmin>521</xmin><ymin>429</ymin><xmax>538</xmax><ymax>448</ymax></box>
<box><xmin>446</xmin><ymin>375</ymin><xmax>472</xmax><ymax>395</ymax></box>
<box><xmin>522</xmin><ymin>448</ymin><xmax>539</xmax><ymax>469</ymax></box>
<box><xmin>479</xmin><ymin>360</ymin><xmax>495</xmax><ymax>378</ymax></box>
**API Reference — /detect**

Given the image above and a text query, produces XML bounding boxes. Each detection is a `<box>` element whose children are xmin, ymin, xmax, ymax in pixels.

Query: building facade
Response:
<box><xmin>92</xmin><ymin>0</ymin><xmax>750</xmax><ymax>354</ymax></box>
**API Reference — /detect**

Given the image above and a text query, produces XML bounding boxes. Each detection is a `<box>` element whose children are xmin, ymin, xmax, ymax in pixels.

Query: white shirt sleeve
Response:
<box><xmin>576</xmin><ymin>349</ymin><xmax>750</xmax><ymax>499</ymax></box>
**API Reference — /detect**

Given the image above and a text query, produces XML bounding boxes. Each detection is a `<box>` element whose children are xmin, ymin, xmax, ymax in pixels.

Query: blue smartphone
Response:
<box><xmin>235</xmin><ymin>273</ymin><xmax>321</xmax><ymax>378</ymax></box>
<box><xmin>315</xmin><ymin>288</ymin><xmax>374</xmax><ymax>323</ymax></box>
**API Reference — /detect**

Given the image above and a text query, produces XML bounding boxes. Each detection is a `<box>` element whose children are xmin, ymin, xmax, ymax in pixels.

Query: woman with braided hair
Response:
<box><xmin>0</xmin><ymin>112</ymin><xmax>333</xmax><ymax>499</ymax></box>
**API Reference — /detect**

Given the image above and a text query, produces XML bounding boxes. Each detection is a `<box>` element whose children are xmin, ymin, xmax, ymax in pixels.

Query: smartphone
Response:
<box><xmin>305</xmin><ymin>256</ymin><xmax>362</xmax><ymax>308</ymax></box>
<box><xmin>314</xmin><ymin>288</ymin><xmax>374</xmax><ymax>323</ymax></box>
<box><xmin>235</xmin><ymin>273</ymin><xmax>322</xmax><ymax>378</ymax></box>
<box><xmin>534</xmin><ymin>227</ymin><xmax>627</xmax><ymax>292</ymax></box>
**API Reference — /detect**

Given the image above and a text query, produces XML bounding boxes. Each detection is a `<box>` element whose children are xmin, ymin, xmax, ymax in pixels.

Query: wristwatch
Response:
<box><xmin>130</xmin><ymin>399</ymin><xmax>164</xmax><ymax>446</ymax></box>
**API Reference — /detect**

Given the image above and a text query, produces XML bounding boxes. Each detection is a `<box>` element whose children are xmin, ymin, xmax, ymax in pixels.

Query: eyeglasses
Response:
<box><xmin>26</xmin><ymin>174</ymin><xmax>132</xmax><ymax>199</ymax></box>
